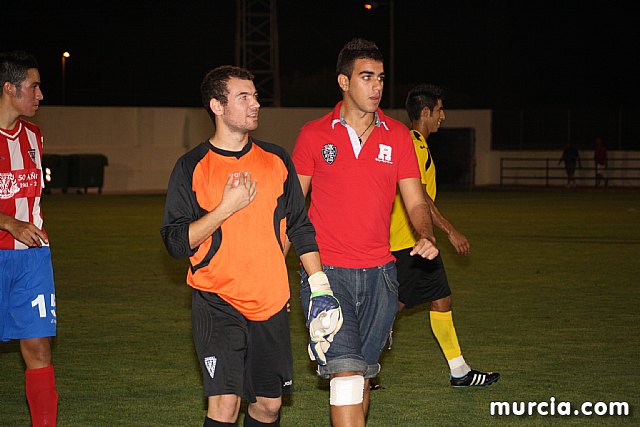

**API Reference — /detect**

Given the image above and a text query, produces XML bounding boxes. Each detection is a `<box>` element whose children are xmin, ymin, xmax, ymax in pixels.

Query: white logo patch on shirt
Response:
<box><xmin>204</xmin><ymin>356</ymin><xmax>217</xmax><ymax>379</ymax></box>
<box><xmin>322</xmin><ymin>144</ymin><xmax>338</xmax><ymax>164</ymax></box>
<box><xmin>0</xmin><ymin>172</ymin><xmax>20</xmax><ymax>199</ymax></box>
<box><xmin>375</xmin><ymin>144</ymin><xmax>393</xmax><ymax>164</ymax></box>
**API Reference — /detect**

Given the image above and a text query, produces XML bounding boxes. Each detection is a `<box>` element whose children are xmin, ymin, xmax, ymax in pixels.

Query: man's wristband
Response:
<box><xmin>309</xmin><ymin>271</ymin><xmax>332</xmax><ymax>295</ymax></box>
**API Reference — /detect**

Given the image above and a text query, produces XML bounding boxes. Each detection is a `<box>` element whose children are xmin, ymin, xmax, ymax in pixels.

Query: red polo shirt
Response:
<box><xmin>292</xmin><ymin>102</ymin><xmax>419</xmax><ymax>268</ymax></box>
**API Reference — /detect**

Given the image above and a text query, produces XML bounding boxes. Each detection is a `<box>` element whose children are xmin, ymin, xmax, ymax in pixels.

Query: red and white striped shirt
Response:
<box><xmin>0</xmin><ymin>119</ymin><xmax>46</xmax><ymax>250</ymax></box>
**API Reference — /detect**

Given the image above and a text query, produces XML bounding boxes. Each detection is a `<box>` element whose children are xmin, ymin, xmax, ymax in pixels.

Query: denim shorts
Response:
<box><xmin>300</xmin><ymin>262</ymin><xmax>399</xmax><ymax>379</ymax></box>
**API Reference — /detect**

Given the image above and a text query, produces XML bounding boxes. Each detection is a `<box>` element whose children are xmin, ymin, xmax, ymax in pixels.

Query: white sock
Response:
<box><xmin>448</xmin><ymin>355</ymin><xmax>471</xmax><ymax>378</ymax></box>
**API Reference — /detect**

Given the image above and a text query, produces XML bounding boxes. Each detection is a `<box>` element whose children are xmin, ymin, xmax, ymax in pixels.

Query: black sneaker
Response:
<box><xmin>450</xmin><ymin>370</ymin><xmax>500</xmax><ymax>388</ymax></box>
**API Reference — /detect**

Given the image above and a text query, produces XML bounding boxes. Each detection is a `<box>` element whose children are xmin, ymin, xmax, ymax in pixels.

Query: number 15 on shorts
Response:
<box><xmin>32</xmin><ymin>293</ymin><xmax>57</xmax><ymax>324</ymax></box>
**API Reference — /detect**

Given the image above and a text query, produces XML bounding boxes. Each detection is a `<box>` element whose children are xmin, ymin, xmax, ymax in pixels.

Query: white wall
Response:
<box><xmin>32</xmin><ymin>106</ymin><xmax>495</xmax><ymax>193</ymax></box>
<box><xmin>33</xmin><ymin>106</ymin><xmax>211</xmax><ymax>193</ymax></box>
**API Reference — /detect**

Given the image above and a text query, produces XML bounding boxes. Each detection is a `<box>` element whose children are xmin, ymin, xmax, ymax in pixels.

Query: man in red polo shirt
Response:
<box><xmin>292</xmin><ymin>39</ymin><xmax>439</xmax><ymax>427</ymax></box>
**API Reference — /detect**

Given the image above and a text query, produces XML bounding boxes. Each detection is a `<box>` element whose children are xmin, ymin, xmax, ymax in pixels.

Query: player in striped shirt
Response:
<box><xmin>0</xmin><ymin>51</ymin><xmax>58</xmax><ymax>426</ymax></box>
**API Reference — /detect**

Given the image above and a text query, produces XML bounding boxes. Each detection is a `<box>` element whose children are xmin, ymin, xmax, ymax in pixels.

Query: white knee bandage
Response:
<box><xmin>329</xmin><ymin>375</ymin><xmax>365</xmax><ymax>406</ymax></box>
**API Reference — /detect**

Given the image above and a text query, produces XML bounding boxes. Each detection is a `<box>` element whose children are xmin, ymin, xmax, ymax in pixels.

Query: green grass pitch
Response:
<box><xmin>1</xmin><ymin>191</ymin><xmax>638</xmax><ymax>426</ymax></box>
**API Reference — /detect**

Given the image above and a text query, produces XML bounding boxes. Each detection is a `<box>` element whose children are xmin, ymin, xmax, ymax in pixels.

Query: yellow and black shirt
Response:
<box><xmin>389</xmin><ymin>130</ymin><xmax>436</xmax><ymax>252</ymax></box>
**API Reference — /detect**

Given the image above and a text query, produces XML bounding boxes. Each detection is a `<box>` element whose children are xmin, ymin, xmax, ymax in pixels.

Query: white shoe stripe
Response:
<box><xmin>470</xmin><ymin>374</ymin><xmax>486</xmax><ymax>386</ymax></box>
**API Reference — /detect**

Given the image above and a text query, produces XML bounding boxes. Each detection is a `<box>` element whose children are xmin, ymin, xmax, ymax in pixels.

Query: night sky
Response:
<box><xmin>5</xmin><ymin>0</ymin><xmax>639</xmax><ymax>109</ymax></box>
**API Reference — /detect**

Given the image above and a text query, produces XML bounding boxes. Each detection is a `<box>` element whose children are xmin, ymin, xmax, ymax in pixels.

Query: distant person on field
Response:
<box><xmin>0</xmin><ymin>50</ymin><xmax>59</xmax><ymax>427</ymax></box>
<box><xmin>161</xmin><ymin>65</ymin><xmax>340</xmax><ymax>427</ymax></box>
<box><xmin>594</xmin><ymin>136</ymin><xmax>608</xmax><ymax>188</ymax></box>
<box><xmin>386</xmin><ymin>83</ymin><xmax>499</xmax><ymax>388</ymax></box>
<box><xmin>559</xmin><ymin>143</ymin><xmax>581</xmax><ymax>188</ymax></box>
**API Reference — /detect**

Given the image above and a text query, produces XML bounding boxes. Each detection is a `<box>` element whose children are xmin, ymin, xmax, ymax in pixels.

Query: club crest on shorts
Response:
<box><xmin>322</xmin><ymin>144</ymin><xmax>338</xmax><ymax>164</ymax></box>
<box><xmin>204</xmin><ymin>356</ymin><xmax>217</xmax><ymax>379</ymax></box>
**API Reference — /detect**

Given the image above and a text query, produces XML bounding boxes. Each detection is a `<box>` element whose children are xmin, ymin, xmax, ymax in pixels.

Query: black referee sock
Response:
<box><xmin>204</xmin><ymin>416</ymin><xmax>236</xmax><ymax>427</ymax></box>
<box><xmin>243</xmin><ymin>410</ymin><xmax>280</xmax><ymax>427</ymax></box>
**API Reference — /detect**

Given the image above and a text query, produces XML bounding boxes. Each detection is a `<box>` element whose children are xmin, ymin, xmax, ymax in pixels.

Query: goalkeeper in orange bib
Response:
<box><xmin>161</xmin><ymin>65</ymin><xmax>341</xmax><ymax>427</ymax></box>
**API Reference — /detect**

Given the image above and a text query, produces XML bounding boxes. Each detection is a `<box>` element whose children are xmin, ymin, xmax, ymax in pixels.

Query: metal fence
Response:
<box><xmin>500</xmin><ymin>157</ymin><xmax>640</xmax><ymax>187</ymax></box>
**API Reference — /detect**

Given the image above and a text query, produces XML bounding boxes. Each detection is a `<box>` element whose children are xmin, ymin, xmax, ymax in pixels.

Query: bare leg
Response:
<box><xmin>20</xmin><ymin>337</ymin><xmax>53</xmax><ymax>369</ymax></box>
<box><xmin>206</xmin><ymin>394</ymin><xmax>241</xmax><ymax>423</ymax></box>
<box><xmin>329</xmin><ymin>372</ymin><xmax>366</xmax><ymax>427</ymax></box>
<box><xmin>430</xmin><ymin>295</ymin><xmax>452</xmax><ymax>313</ymax></box>
<box><xmin>247</xmin><ymin>396</ymin><xmax>282</xmax><ymax>424</ymax></box>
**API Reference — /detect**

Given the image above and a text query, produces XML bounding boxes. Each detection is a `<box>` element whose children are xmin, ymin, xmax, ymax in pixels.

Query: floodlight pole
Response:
<box><xmin>389</xmin><ymin>0</ymin><xmax>395</xmax><ymax>109</ymax></box>
<box><xmin>364</xmin><ymin>1</ymin><xmax>395</xmax><ymax>108</ymax></box>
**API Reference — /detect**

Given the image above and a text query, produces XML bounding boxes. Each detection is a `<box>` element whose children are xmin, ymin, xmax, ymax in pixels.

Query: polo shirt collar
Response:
<box><xmin>330</xmin><ymin>101</ymin><xmax>390</xmax><ymax>131</ymax></box>
<box><xmin>329</xmin><ymin>102</ymin><xmax>390</xmax><ymax>159</ymax></box>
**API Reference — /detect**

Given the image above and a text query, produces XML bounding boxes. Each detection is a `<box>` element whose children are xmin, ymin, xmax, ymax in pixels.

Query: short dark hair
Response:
<box><xmin>336</xmin><ymin>38</ymin><xmax>384</xmax><ymax>79</ymax></box>
<box><xmin>200</xmin><ymin>65</ymin><xmax>254</xmax><ymax>120</ymax></box>
<box><xmin>405</xmin><ymin>84</ymin><xmax>444</xmax><ymax>122</ymax></box>
<box><xmin>0</xmin><ymin>50</ymin><xmax>39</xmax><ymax>92</ymax></box>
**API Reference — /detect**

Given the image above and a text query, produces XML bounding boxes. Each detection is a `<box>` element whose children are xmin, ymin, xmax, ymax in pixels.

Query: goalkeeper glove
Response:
<box><xmin>307</xmin><ymin>271</ymin><xmax>343</xmax><ymax>365</ymax></box>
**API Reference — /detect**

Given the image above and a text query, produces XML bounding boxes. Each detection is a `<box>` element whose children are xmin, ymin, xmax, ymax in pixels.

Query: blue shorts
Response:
<box><xmin>0</xmin><ymin>247</ymin><xmax>57</xmax><ymax>342</ymax></box>
<box><xmin>300</xmin><ymin>262</ymin><xmax>399</xmax><ymax>379</ymax></box>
